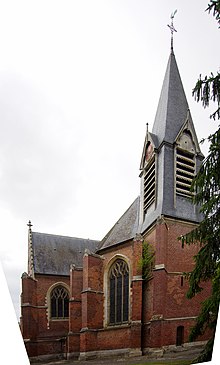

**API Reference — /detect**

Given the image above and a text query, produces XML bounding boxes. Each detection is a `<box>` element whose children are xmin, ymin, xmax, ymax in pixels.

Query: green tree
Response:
<box><xmin>180</xmin><ymin>1</ymin><xmax>220</xmax><ymax>362</ymax></box>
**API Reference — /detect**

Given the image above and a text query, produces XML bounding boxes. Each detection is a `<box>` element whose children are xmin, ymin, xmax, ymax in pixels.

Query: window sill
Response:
<box><xmin>104</xmin><ymin>322</ymin><xmax>131</xmax><ymax>330</ymax></box>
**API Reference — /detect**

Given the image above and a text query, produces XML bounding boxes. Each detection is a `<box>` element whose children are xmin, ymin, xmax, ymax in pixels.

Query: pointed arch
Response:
<box><xmin>103</xmin><ymin>255</ymin><xmax>131</xmax><ymax>327</ymax></box>
<box><xmin>46</xmin><ymin>282</ymin><xmax>70</xmax><ymax>320</ymax></box>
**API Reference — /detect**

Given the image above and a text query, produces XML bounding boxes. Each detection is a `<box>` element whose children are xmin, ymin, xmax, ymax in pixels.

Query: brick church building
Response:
<box><xmin>20</xmin><ymin>47</ymin><xmax>211</xmax><ymax>361</ymax></box>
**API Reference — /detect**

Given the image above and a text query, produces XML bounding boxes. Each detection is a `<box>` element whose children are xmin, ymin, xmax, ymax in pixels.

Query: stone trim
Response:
<box><xmin>70</xmin><ymin>264</ymin><xmax>83</xmax><ymax>271</ymax></box>
<box><xmin>143</xmin><ymin>340</ymin><xmax>207</xmax><ymax>357</ymax></box>
<box><xmin>153</xmin><ymin>264</ymin><xmax>188</xmax><ymax>276</ymax></box>
<box><xmin>21</xmin><ymin>303</ymin><xmax>47</xmax><ymax>309</ymax></box>
<box><xmin>154</xmin><ymin>264</ymin><xmax>165</xmax><ymax>271</ymax></box>
<box><xmin>163</xmin><ymin>316</ymin><xmax>197</xmax><ymax>321</ymax></box>
<box><xmin>143</xmin><ymin>315</ymin><xmax>198</xmax><ymax>325</ymax></box>
<box><xmin>81</xmin><ymin>288</ymin><xmax>104</xmax><ymax>294</ymax></box>
<box><xmin>79</xmin><ymin>347</ymin><xmax>142</xmax><ymax>361</ymax></box>
<box><xmin>104</xmin><ymin>322</ymin><xmax>131</xmax><ymax>330</ymax></box>
<box><xmin>84</xmin><ymin>249</ymin><xmax>104</xmax><ymax>260</ymax></box>
<box><xmin>132</xmin><ymin>275</ymin><xmax>143</xmax><ymax>281</ymax></box>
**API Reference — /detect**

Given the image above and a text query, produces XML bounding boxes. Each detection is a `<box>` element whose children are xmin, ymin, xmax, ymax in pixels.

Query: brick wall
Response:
<box><xmin>142</xmin><ymin>217</ymin><xmax>212</xmax><ymax>348</ymax></box>
<box><xmin>21</xmin><ymin>273</ymin><xmax>70</xmax><ymax>358</ymax></box>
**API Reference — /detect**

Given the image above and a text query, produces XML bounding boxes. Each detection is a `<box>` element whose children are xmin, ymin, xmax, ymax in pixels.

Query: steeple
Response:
<box><xmin>152</xmin><ymin>51</ymin><xmax>189</xmax><ymax>147</ymax></box>
<box><xmin>139</xmin><ymin>48</ymin><xmax>204</xmax><ymax>233</ymax></box>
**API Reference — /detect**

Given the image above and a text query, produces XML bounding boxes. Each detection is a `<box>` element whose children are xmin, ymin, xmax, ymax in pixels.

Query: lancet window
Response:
<box><xmin>109</xmin><ymin>259</ymin><xmax>129</xmax><ymax>325</ymax></box>
<box><xmin>50</xmin><ymin>285</ymin><xmax>69</xmax><ymax>319</ymax></box>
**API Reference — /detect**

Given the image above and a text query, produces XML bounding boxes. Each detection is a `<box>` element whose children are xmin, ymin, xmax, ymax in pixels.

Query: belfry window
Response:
<box><xmin>50</xmin><ymin>286</ymin><xmax>69</xmax><ymax>319</ymax></box>
<box><xmin>109</xmin><ymin>259</ymin><xmax>129</xmax><ymax>325</ymax></box>
<box><xmin>176</xmin><ymin>148</ymin><xmax>195</xmax><ymax>197</ymax></box>
<box><xmin>143</xmin><ymin>156</ymin><xmax>156</xmax><ymax>214</ymax></box>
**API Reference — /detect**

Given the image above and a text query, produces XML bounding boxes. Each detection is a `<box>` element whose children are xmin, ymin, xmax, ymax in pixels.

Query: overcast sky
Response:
<box><xmin>0</xmin><ymin>1</ymin><xmax>219</xmax><ymax>351</ymax></box>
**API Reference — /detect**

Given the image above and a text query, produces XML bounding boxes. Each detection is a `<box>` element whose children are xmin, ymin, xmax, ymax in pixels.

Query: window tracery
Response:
<box><xmin>50</xmin><ymin>285</ymin><xmax>69</xmax><ymax>319</ymax></box>
<box><xmin>109</xmin><ymin>259</ymin><xmax>129</xmax><ymax>325</ymax></box>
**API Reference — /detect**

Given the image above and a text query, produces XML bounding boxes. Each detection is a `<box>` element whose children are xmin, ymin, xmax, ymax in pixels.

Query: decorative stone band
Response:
<box><xmin>154</xmin><ymin>264</ymin><xmax>165</xmax><ymax>270</ymax></box>
<box><xmin>132</xmin><ymin>275</ymin><xmax>143</xmax><ymax>281</ymax></box>
<box><xmin>144</xmin><ymin>315</ymin><xmax>198</xmax><ymax>324</ymax></box>
<box><xmin>21</xmin><ymin>303</ymin><xmax>47</xmax><ymax>309</ymax></box>
<box><xmin>79</xmin><ymin>347</ymin><xmax>142</xmax><ymax>361</ymax></box>
<box><xmin>81</xmin><ymin>288</ymin><xmax>104</xmax><ymax>294</ymax></box>
<box><xmin>163</xmin><ymin>316</ymin><xmax>198</xmax><ymax>321</ymax></box>
<box><xmin>153</xmin><ymin>264</ymin><xmax>186</xmax><ymax>275</ymax></box>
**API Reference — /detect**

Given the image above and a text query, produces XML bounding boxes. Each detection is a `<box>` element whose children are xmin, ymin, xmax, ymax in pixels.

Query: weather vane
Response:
<box><xmin>167</xmin><ymin>10</ymin><xmax>177</xmax><ymax>52</ymax></box>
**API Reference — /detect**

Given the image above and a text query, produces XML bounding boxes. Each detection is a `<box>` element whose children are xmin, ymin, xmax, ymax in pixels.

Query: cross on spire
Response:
<box><xmin>167</xmin><ymin>10</ymin><xmax>177</xmax><ymax>53</ymax></box>
<box><xmin>27</xmin><ymin>220</ymin><xmax>33</xmax><ymax>229</ymax></box>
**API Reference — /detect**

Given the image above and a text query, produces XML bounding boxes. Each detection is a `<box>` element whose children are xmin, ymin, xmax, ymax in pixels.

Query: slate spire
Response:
<box><xmin>152</xmin><ymin>51</ymin><xmax>189</xmax><ymax>147</ymax></box>
<box><xmin>139</xmin><ymin>48</ymin><xmax>204</xmax><ymax>233</ymax></box>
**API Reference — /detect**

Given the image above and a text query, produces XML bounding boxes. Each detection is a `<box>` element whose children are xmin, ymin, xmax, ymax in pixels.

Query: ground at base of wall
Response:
<box><xmin>30</xmin><ymin>343</ymin><xmax>206</xmax><ymax>365</ymax></box>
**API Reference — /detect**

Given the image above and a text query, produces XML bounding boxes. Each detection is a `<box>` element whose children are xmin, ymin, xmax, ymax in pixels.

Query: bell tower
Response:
<box><xmin>139</xmin><ymin>38</ymin><xmax>210</xmax><ymax>350</ymax></box>
<box><xmin>139</xmin><ymin>50</ymin><xmax>204</xmax><ymax>231</ymax></box>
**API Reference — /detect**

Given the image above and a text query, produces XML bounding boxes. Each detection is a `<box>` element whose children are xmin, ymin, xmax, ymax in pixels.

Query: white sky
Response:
<box><xmin>0</xmin><ymin>1</ymin><xmax>219</xmax><ymax>361</ymax></box>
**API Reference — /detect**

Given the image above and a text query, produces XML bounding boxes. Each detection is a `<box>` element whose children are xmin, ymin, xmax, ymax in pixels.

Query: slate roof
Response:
<box><xmin>98</xmin><ymin>197</ymin><xmax>140</xmax><ymax>252</ymax></box>
<box><xmin>32</xmin><ymin>232</ymin><xmax>99</xmax><ymax>275</ymax></box>
<box><xmin>152</xmin><ymin>51</ymin><xmax>189</xmax><ymax>147</ymax></box>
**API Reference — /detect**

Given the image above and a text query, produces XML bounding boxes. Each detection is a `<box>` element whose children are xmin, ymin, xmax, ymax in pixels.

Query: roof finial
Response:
<box><xmin>146</xmin><ymin>122</ymin><xmax>149</xmax><ymax>141</ymax></box>
<box><xmin>167</xmin><ymin>10</ymin><xmax>177</xmax><ymax>53</ymax></box>
<box><xmin>27</xmin><ymin>220</ymin><xmax>33</xmax><ymax>229</ymax></box>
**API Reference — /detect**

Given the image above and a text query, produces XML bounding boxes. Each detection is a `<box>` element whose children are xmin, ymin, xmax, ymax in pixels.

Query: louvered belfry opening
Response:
<box><xmin>176</xmin><ymin>148</ymin><xmax>195</xmax><ymax>197</ymax></box>
<box><xmin>143</xmin><ymin>156</ymin><xmax>156</xmax><ymax>214</ymax></box>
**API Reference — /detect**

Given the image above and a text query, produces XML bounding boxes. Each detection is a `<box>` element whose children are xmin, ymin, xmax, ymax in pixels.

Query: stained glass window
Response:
<box><xmin>50</xmin><ymin>286</ymin><xmax>69</xmax><ymax>319</ymax></box>
<box><xmin>109</xmin><ymin>259</ymin><xmax>129</xmax><ymax>324</ymax></box>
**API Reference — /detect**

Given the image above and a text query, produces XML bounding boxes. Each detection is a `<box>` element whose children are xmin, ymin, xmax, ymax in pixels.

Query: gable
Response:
<box><xmin>175</xmin><ymin>110</ymin><xmax>204</xmax><ymax>158</ymax></box>
<box><xmin>140</xmin><ymin>132</ymin><xmax>158</xmax><ymax>171</ymax></box>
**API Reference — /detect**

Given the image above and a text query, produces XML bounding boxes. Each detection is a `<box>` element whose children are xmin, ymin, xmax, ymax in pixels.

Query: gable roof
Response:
<box><xmin>32</xmin><ymin>232</ymin><xmax>99</xmax><ymax>275</ymax></box>
<box><xmin>152</xmin><ymin>51</ymin><xmax>189</xmax><ymax>146</ymax></box>
<box><xmin>98</xmin><ymin>197</ymin><xmax>140</xmax><ymax>252</ymax></box>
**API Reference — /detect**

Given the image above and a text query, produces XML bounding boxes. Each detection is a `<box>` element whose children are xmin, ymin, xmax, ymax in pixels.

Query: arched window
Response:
<box><xmin>50</xmin><ymin>285</ymin><xmax>69</xmax><ymax>319</ymax></box>
<box><xmin>109</xmin><ymin>259</ymin><xmax>129</xmax><ymax>324</ymax></box>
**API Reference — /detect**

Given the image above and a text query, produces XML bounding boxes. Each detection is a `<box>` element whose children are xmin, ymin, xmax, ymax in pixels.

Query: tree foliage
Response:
<box><xmin>180</xmin><ymin>1</ymin><xmax>220</xmax><ymax>362</ymax></box>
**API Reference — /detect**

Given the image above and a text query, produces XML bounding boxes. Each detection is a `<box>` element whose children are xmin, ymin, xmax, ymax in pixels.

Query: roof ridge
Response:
<box><xmin>32</xmin><ymin>231</ymin><xmax>100</xmax><ymax>242</ymax></box>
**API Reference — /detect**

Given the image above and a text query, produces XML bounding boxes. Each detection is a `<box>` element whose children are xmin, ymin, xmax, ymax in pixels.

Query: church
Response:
<box><xmin>20</xmin><ymin>44</ymin><xmax>212</xmax><ymax>361</ymax></box>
